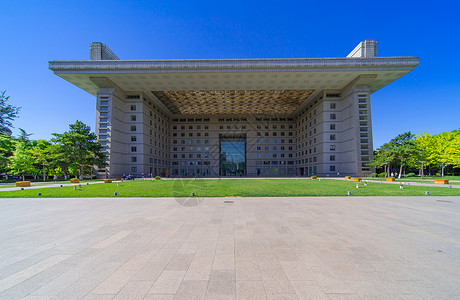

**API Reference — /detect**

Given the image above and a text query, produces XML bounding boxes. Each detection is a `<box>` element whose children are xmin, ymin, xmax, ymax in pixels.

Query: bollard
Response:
<box><xmin>425</xmin><ymin>191</ymin><xmax>429</xmax><ymax>196</ymax></box>
<box><xmin>114</xmin><ymin>192</ymin><xmax>117</xmax><ymax>196</ymax></box>
<box><xmin>21</xmin><ymin>187</ymin><xmax>24</xmax><ymax>191</ymax></box>
<box><xmin>117</xmin><ymin>183</ymin><xmax>119</xmax><ymax>186</ymax></box>
<box><xmin>380</xmin><ymin>181</ymin><xmax>382</xmax><ymax>184</ymax></box>
<box><xmin>356</xmin><ymin>185</ymin><xmax>359</xmax><ymax>189</ymax></box>
<box><xmin>449</xmin><ymin>185</ymin><xmax>452</xmax><ymax>188</ymax></box>
<box><xmin>73</xmin><ymin>186</ymin><xmax>76</xmax><ymax>190</ymax></box>
<box><xmin>87</xmin><ymin>183</ymin><xmax>89</xmax><ymax>185</ymax></box>
<box><xmin>347</xmin><ymin>191</ymin><xmax>351</xmax><ymax>196</ymax></box>
<box><xmin>191</xmin><ymin>192</ymin><xmax>195</xmax><ymax>196</ymax></box>
<box><xmin>37</xmin><ymin>193</ymin><xmax>41</xmax><ymax>196</ymax></box>
<box><xmin>319</xmin><ymin>179</ymin><xmax>321</xmax><ymax>181</ymax></box>
<box><xmin>364</xmin><ymin>182</ymin><xmax>367</xmax><ymax>186</ymax></box>
<box><xmin>60</xmin><ymin>185</ymin><xmax>63</xmax><ymax>187</ymax></box>
<box><xmin>400</xmin><ymin>185</ymin><xmax>404</xmax><ymax>189</ymax></box>
<box><xmin>407</xmin><ymin>183</ymin><xmax>410</xmax><ymax>186</ymax></box>
<box><xmin>79</xmin><ymin>185</ymin><xmax>81</xmax><ymax>188</ymax></box>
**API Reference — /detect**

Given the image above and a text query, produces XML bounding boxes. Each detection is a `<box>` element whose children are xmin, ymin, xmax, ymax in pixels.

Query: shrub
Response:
<box><xmin>405</xmin><ymin>173</ymin><xmax>415</xmax><ymax>177</ymax></box>
<box><xmin>436</xmin><ymin>173</ymin><xmax>441</xmax><ymax>177</ymax></box>
<box><xmin>91</xmin><ymin>175</ymin><xmax>97</xmax><ymax>179</ymax></box>
<box><xmin>371</xmin><ymin>173</ymin><xmax>377</xmax><ymax>178</ymax></box>
<box><xmin>377</xmin><ymin>172</ymin><xmax>386</xmax><ymax>178</ymax></box>
<box><xmin>155</xmin><ymin>176</ymin><xmax>161</xmax><ymax>180</ymax></box>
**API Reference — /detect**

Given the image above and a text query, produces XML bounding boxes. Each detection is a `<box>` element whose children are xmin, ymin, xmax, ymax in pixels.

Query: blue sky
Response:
<box><xmin>1</xmin><ymin>0</ymin><xmax>459</xmax><ymax>149</ymax></box>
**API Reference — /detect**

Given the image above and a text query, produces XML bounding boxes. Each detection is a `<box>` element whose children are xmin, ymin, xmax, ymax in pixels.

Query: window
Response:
<box><xmin>130</xmin><ymin>105</ymin><xmax>136</xmax><ymax>111</ymax></box>
<box><xmin>131</xmin><ymin>115</ymin><xmax>136</xmax><ymax>121</ymax></box>
<box><xmin>330</xmin><ymin>114</ymin><xmax>336</xmax><ymax>120</ymax></box>
<box><xmin>330</xmin><ymin>166</ymin><xmax>336</xmax><ymax>171</ymax></box>
<box><xmin>330</xmin><ymin>134</ymin><xmax>336</xmax><ymax>141</ymax></box>
<box><xmin>131</xmin><ymin>156</ymin><xmax>137</xmax><ymax>162</ymax></box>
<box><xmin>330</xmin><ymin>145</ymin><xmax>336</xmax><ymax>150</ymax></box>
<box><xmin>131</xmin><ymin>146</ymin><xmax>137</xmax><ymax>152</ymax></box>
<box><xmin>330</xmin><ymin>155</ymin><xmax>335</xmax><ymax>161</ymax></box>
<box><xmin>131</xmin><ymin>136</ymin><xmax>136</xmax><ymax>142</ymax></box>
<box><xmin>330</xmin><ymin>124</ymin><xmax>336</xmax><ymax>130</ymax></box>
<box><xmin>131</xmin><ymin>167</ymin><xmax>137</xmax><ymax>172</ymax></box>
<box><xmin>330</xmin><ymin>103</ymin><xmax>336</xmax><ymax>109</ymax></box>
<box><xmin>130</xmin><ymin>125</ymin><xmax>136</xmax><ymax>132</ymax></box>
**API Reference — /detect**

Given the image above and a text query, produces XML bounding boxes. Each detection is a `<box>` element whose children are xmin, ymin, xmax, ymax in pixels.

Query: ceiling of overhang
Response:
<box><xmin>56</xmin><ymin>70</ymin><xmax>411</xmax><ymax>97</ymax></box>
<box><xmin>151</xmin><ymin>90</ymin><xmax>315</xmax><ymax>114</ymax></box>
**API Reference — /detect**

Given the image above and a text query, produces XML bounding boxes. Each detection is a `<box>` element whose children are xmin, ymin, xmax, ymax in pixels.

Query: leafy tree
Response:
<box><xmin>17</xmin><ymin>128</ymin><xmax>33</xmax><ymax>145</ymax></box>
<box><xmin>47</xmin><ymin>143</ymin><xmax>72</xmax><ymax>179</ymax></box>
<box><xmin>8</xmin><ymin>141</ymin><xmax>37</xmax><ymax>181</ymax></box>
<box><xmin>0</xmin><ymin>134</ymin><xmax>14</xmax><ymax>175</ymax></box>
<box><xmin>368</xmin><ymin>142</ymin><xmax>396</xmax><ymax>177</ymax></box>
<box><xmin>52</xmin><ymin>120</ymin><xmax>105</xmax><ymax>179</ymax></box>
<box><xmin>389</xmin><ymin>132</ymin><xmax>418</xmax><ymax>178</ymax></box>
<box><xmin>0</xmin><ymin>91</ymin><xmax>21</xmax><ymax>134</ymax></box>
<box><xmin>30</xmin><ymin>139</ymin><xmax>53</xmax><ymax>180</ymax></box>
<box><xmin>415</xmin><ymin>130</ymin><xmax>460</xmax><ymax>176</ymax></box>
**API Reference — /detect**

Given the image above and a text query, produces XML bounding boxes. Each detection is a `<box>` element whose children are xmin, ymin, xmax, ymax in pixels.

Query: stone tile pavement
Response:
<box><xmin>0</xmin><ymin>196</ymin><xmax>459</xmax><ymax>299</ymax></box>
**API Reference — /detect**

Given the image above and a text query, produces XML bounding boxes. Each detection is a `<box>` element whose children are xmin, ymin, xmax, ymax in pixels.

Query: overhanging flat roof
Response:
<box><xmin>49</xmin><ymin>44</ymin><xmax>419</xmax><ymax>115</ymax></box>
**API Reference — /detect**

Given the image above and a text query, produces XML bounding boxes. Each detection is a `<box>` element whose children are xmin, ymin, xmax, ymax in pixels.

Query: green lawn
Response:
<box><xmin>0</xmin><ymin>179</ymin><xmax>459</xmax><ymax>198</ymax></box>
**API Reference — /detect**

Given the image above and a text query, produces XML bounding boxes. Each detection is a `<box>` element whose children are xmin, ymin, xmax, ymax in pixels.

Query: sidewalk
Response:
<box><xmin>0</xmin><ymin>181</ymin><xmax>106</xmax><ymax>192</ymax></box>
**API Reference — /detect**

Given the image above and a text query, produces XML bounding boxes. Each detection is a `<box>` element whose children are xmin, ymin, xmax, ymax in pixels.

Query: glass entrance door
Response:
<box><xmin>220</xmin><ymin>135</ymin><xmax>246</xmax><ymax>176</ymax></box>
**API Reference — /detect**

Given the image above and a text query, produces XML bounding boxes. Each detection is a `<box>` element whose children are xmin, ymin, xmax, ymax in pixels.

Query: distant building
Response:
<box><xmin>49</xmin><ymin>40</ymin><xmax>418</xmax><ymax>177</ymax></box>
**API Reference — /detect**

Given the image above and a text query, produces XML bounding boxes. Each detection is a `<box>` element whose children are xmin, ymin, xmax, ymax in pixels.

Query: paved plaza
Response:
<box><xmin>0</xmin><ymin>196</ymin><xmax>459</xmax><ymax>299</ymax></box>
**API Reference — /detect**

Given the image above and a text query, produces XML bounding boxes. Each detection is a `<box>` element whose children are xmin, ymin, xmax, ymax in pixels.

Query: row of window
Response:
<box><xmin>255</xmin><ymin>161</ymin><xmax>295</xmax><ymax>165</ymax></box>
<box><xmin>172</xmin><ymin>118</ymin><xmax>211</xmax><ymax>122</ymax></box>
<box><xmin>256</xmin><ymin>132</ymin><xmax>293</xmax><ymax>137</ymax></box>
<box><xmin>172</xmin><ymin>146</ymin><xmax>210</xmax><ymax>151</ymax></box>
<box><xmin>256</xmin><ymin>153</ymin><xmax>293</xmax><ymax>158</ymax></box>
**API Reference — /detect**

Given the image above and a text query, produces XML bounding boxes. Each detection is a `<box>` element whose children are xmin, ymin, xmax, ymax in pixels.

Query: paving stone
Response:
<box><xmin>175</xmin><ymin>280</ymin><xmax>208</xmax><ymax>299</ymax></box>
<box><xmin>236</xmin><ymin>280</ymin><xmax>266</xmax><ymax>299</ymax></box>
<box><xmin>0</xmin><ymin>196</ymin><xmax>459</xmax><ymax>299</ymax></box>
<box><xmin>148</xmin><ymin>270</ymin><xmax>186</xmax><ymax>294</ymax></box>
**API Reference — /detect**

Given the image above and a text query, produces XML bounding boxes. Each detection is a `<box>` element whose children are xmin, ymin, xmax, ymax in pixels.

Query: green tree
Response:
<box><xmin>415</xmin><ymin>130</ymin><xmax>460</xmax><ymax>176</ymax></box>
<box><xmin>30</xmin><ymin>139</ymin><xmax>53</xmax><ymax>181</ymax></box>
<box><xmin>368</xmin><ymin>142</ymin><xmax>396</xmax><ymax>177</ymax></box>
<box><xmin>17</xmin><ymin>128</ymin><xmax>33</xmax><ymax>145</ymax></box>
<box><xmin>8</xmin><ymin>141</ymin><xmax>37</xmax><ymax>181</ymax></box>
<box><xmin>0</xmin><ymin>91</ymin><xmax>21</xmax><ymax>134</ymax></box>
<box><xmin>52</xmin><ymin>120</ymin><xmax>105</xmax><ymax>179</ymax></box>
<box><xmin>389</xmin><ymin>132</ymin><xmax>418</xmax><ymax>178</ymax></box>
<box><xmin>0</xmin><ymin>134</ymin><xmax>14</xmax><ymax>175</ymax></box>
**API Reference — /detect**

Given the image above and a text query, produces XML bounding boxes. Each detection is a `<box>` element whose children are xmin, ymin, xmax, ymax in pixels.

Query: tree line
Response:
<box><xmin>0</xmin><ymin>91</ymin><xmax>105</xmax><ymax>180</ymax></box>
<box><xmin>369</xmin><ymin>130</ymin><xmax>460</xmax><ymax>178</ymax></box>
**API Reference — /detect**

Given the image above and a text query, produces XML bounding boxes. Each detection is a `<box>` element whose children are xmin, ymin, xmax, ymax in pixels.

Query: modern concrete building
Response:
<box><xmin>49</xmin><ymin>40</ymin><xmax>418</xmax><ymax>178</ymax></box>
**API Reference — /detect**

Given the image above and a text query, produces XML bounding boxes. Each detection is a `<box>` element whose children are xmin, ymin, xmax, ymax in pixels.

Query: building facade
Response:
<box><xmin>49</xmin><ymin>40</ymin><xmax>418</xmax><ymax>178</ymax></box>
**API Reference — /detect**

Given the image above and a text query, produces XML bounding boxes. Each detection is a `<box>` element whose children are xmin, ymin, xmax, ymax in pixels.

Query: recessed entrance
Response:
<box><xmin>219</xmin><ymin>134</ymin><xmax>246</xmax><ymax>176</ymax></box>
